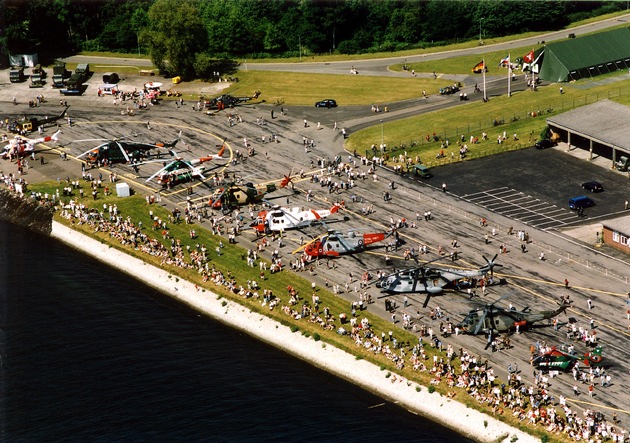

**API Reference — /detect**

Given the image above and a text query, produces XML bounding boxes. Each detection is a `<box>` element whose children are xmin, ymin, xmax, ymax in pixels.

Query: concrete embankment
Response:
<box><xmin>49</xmin><ymin>220</ymin><xmax>538</xmax><ymax>443</ymax></box>
<box><xmin>0</xmin><ymin>190</ymin><xmax>54</xmax><ymax>235</ymax></box>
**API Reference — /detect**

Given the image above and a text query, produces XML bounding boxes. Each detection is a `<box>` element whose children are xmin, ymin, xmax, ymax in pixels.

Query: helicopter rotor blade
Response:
<box><xmin>146</xmin><ymin>160</ymin><xmax>176</xmax><ymax>182</ymax></box>
<box><xmin>474</xmin><ymin>310</ymin><xmax>487</xmax><ymax>335</ymax></box>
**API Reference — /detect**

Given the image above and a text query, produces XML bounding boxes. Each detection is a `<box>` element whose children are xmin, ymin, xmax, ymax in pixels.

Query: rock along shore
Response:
<box><xmin>50</xmin><ymin>220</ymin><xmax>538</xmax><ymax>443</ymax></box>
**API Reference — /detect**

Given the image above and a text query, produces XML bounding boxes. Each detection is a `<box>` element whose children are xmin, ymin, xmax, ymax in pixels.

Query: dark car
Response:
<box><xmin>568</xmin><ymin>195</ymin><xmax>595</xmax><ymax>210</ymax></box>
<box><xmin>582</xmin><ymin>181</ymin><xmax>603</xmax><ymax>192</ymax></box>
<box><xmin>315</xmin><ymin>99</ymin><xmax>337</xmax><ymax>108</ymax></box>
<box><xmin>535</xmin><ymin>139</ymin><xmax>555</xmax><ymax>149</ymax></box>
<box><xmin>439</xmin><ymin>85</ymin><xmax>460</xmax><ymax>95</ymax></box>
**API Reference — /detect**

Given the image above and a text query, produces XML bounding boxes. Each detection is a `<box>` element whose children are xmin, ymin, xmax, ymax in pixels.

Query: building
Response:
<box><xmin>602</xmin><ymin>216</ymin><xmax>630</xmax><ymax>254</ymax></box>
<box><xmin>546</xmin><ymin>100</ymin><xmax>630</xmax><ymax>165</ymax></box>
<box><xmin>532</xmin><ymin>27</ymin><xmax>630</xmax><ymax>83</ymax></box>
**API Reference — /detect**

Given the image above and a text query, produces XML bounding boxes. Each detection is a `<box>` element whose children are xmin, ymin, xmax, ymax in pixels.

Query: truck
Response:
<box><xmin>52</xmin><ymin>62</ymin><xmax>68</xmax><ymax>88</ymax></box>
<box><xmin>74</xmin><ymin>63</ymin><xmax>90</xmax><ymax>81</ymax></box>
<box><xmin>29</xmin><ymin>64</ymin><xmax>47</xmax><ymax>88</ymax></box>
<box><xmin>616</xmin><ymin>155</ymin><xmax>629</xmax><ymax>172</ymax></box>
<box><xmin>9</xmin><ymin>66</ymin><xmax>25</xmax><ymax>83</ymax></box>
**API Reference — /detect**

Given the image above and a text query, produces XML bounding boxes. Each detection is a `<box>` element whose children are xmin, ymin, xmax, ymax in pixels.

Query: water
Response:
<box><xmin>0</xmin><ymin>221</ymin><xmax>473</xmax><ymax>442</ymax></box>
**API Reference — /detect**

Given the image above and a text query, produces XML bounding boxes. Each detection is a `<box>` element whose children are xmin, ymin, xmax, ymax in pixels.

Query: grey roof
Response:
<box><xmin>602</xmin><ymin>215</ymin><xmax>630</xmax><ymax>234</ymax></box>
<box><xmin>547</xmin><ymin>100</ymin><xmax>630</xmax><ymax>152</ymax></box>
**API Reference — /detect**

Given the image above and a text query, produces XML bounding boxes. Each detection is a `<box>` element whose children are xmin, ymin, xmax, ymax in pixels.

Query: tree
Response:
<box><xmin>141</xmin><ymin>0</ymin><xmax>208</xmax><ymax>79</ymax></box>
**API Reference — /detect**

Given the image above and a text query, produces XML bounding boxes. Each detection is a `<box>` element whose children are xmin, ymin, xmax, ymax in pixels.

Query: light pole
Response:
<box><xmin>299</xmin><ymin>36</ymin><xmax>302</xmax><ymax>62</ymax></box>
<box><xmin>380</xmin><ymin>119</ymin><xmax>384</xmax><ymax>151</ymax></box>
<box><xmin>479</xmin><ymin>18</ymin><xmax>484</xmax><ymax>45</ymax></box>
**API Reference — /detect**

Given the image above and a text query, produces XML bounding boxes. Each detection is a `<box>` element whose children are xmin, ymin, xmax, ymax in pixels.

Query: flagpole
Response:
<box><xmin>482</xmin><ymin>58</ymin><xmax>487</xmax><ymax>102</ymax></box>
<box><xmin>507</xmin><ymin>54</ymin><xmax>511</xmax><ymax>97</ymax></box>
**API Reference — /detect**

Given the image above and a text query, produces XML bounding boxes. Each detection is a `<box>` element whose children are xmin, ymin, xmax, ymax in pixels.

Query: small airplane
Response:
<box><xmin>532</xmin><ymin>346</ymin><xmax>604</xmax><ymax>372</ymax></box>
<box><xmin>377</xmin><ymin>254</ymin><xmax>505</xmax><ymax>307</ymax></box>
<box><xmin>76</xmin><ymin>132</ymin><xmax>181</xmax><ymax>165</ymax></box>
<box><xmin>8</xmin><ymin>106</ymin><xmax>69</xmax><ymax>134</ymax></box>
<box><xmin>250</xmin><ymin>203</ymin><xmax>342</xmax><ymax>234</ymax></box>
<box><xmin>146</xmin><ymin>145</ymin><xmax>226</xmax><ymax>187</ymax></box>
<box><xmin>1</xmin><ymin>130</ymin><xmax>62</xmax><ymax>159</ymax></box>
<box><xmin>302</xmin><ymin>228</ymin><xmax>392</xmax><ymax>259</ymax></box>
<box><xmin>209</xmin><ymin>173</ymin><xmax>293</xmax><ymax>211</ymax></box>
<box><xmin>456</xmin><ymin>294</ymin><xmax>571</xmax><ymax>335</ymax></box>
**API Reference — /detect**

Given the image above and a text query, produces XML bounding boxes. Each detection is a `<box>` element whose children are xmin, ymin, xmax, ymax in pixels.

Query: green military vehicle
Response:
<box><xmin>410</xmin><ymin>163</ymin><xmax>433</xmax><ymax>178</ymax></box>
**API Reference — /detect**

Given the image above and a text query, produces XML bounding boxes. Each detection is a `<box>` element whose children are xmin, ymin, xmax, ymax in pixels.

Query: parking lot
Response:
<box><xmin>434</xmin><ymin>145</ymin><xmax>630</xmax><ymax>230</ymax></box>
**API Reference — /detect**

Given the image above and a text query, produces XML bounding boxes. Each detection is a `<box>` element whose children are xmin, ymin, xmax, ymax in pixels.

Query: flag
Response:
<box><xmin>472</xmin><ymin>61</ymin><xmax>486</xmax><ymax>73</ymax></box>
<box><xmin>498</xmin><ymin>55</ymin><xmax>510</xmax><ymax>67</ymax></box>
<box><xmin>523</xmin><ymin>49</ymin><xmax>535</xmax><ymax>64</ymax></box>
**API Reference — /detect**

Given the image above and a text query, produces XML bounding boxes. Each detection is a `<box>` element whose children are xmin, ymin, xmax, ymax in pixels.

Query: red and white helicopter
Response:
<box><xmin>146</xmin><ymin>145</ymin><xmax>225</xmax><ymax>187</ymax></box>
<box><xmin>302</xmin><ymin>228</ymin><xmax>392</xmax><ymax>259</ymax></box>
<box><xmin>250</xmin><ymin>202</ymin><xmax>341</xmax><ymax>234</ymax></box>
<box><xmin>1</xmin><ymin>130</ymin><xmax>62</xmax><ymax>160</ymax></box>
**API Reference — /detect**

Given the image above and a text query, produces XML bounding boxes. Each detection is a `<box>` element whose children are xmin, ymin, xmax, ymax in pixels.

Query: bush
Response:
<box><xmin>302</xmin><ymin>331</ymin><xmax>311</xmax><ymax>338</ymax></box>
<box><xmin>428</xmin><ymin>386</ymin><xmax>435</xmax><ymax>394</ymax></box>
<box><xmin>385</xmin><ymin>372</ymin><xmax>391</xmax><ymax>378</ymax></box>
<box><xmin>221</xmin><ymin>300</ymin><xmax>227</xmax><ymax>307</ymax></box>
<box><xmin>290</xmin><ymin>325</ymin><xmax>299</xmax><ymax>333</ymax></box>
<box><xmin>313</xmin><ymin>333</ymin><xmax>321</xmax><ymax>341</ymax></box>
<box><xmin>416</xmin><ymin>386</ymin><xmax>421</xmax><ymax>392</ymax></box>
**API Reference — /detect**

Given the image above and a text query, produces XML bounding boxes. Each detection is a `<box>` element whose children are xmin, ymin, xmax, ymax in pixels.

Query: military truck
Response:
<box><xmin>9</xmin><ymin>66</ymin><xmax>25</xmax><ymax>83</ymax></box>
<box><xmin>616</xmin><ymin>155</ymin><xmax>629</xmax><ymax>172</ymax></box>
<box><xmin>29</xmin><ymin>64</ymin><xmax>47</xmax><ymax>88</ymax></box>
<box><xmin>52</xmin><ymin>62</ymin><xmax>68</xmax><ymax>88</ymax></box>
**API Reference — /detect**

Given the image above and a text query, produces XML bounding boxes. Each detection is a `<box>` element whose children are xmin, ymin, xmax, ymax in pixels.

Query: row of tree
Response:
<box><xmin>2</xmin><ymin>0</ymin><xmax>624</xmax><ymax>79</ymax></box>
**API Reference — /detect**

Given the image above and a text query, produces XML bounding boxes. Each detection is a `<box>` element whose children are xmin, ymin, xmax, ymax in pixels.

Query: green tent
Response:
<box><xmin>538</xmin><ymin>27</ymin><xmax>630</xmax><ymax>83</ymax></box>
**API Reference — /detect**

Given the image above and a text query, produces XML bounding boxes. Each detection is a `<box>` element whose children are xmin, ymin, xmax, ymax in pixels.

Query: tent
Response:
<box><xmin>8</xmin><ymin>53</ymin><xmax>39</xmax><ymax>68</ymax></box>
<box><xmin>537</xmin><ymin>27</ymin><xmax>630</xmax><ymax>82</ymax></box>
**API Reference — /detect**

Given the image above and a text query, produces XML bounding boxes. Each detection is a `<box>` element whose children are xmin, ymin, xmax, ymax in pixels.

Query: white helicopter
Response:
<box><xmin>250</xmin><ymin>202</ymin><xmax>342</xmax><ymax>234</ymax></box>
<box><xmin>377</xmin><ymin>254</ymin><xmax>505</xmax><ymax>307</ymax></box>
<box><xmin>1</xmin><ymin>130</ymin><xmax>62</xmax><ymax>160</ymax></box>
<box><xmin>146</xmin><ymin>145</ymin><xmax>226</xmax><ymax>187</ymax></box>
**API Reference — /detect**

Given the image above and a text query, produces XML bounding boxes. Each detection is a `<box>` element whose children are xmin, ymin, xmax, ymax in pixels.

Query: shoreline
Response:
<box><xmin>50</xmin><ymin>220</ymin><xmax>538</xmax><ymax>443</ymax></box>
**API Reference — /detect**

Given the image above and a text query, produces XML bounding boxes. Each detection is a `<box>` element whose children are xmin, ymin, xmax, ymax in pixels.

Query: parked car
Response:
<box><xmin>535</xmin><ymin>139</ymin><xmax>555</xmax><ymax>149</ymax></box>
<box><xmin>315</xmin><ymin>99</ymin><xmax>337</xmax><ymax>108</ymax></box>
<box><xmin>439</xmin><ymin>85</ymin><xmax>460</xmax><ymax>95</ymax></box>
<box><xmin>581</xmin><ymin>181</ymin><xmax>603</xmax><ymax>192</ymax></box>
<box><xmin>568</xmin><ymin>195</ymin><xmax>595</xmax><ymax>210</ymax></box>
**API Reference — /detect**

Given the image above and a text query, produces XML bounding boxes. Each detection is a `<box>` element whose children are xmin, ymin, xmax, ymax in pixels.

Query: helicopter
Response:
<box><xmin>2</xmin><ymin>130</ymin><xmax>62</xmax><ymax>160</ymax></box>
<box><xmin>209</xmin><ymin>174</ymin><xmax>293</xmax><ymax>211</ymax></box>
<box><xmin>302</xmin><ymin>228</ymin><xmax>392</xmax><ymax>259</ymax></box>
<box><xmin>377</xmin><ymin>254</ymin><xmax>505</xmax><ymax>307</ymax></box>
<box><xmin>456</xmin><ymin>294</ymin><xmax>571</xmax><ymax>335</ymax></box>
<box><xmin>204</xmin><ymin>91</ymin><xmax>261</xmax><ymax>112</ymax></box>
<box><xmin>76</xmin><ymin>131</ymin><xmax>182</xmax><ymax>166</ymax></box>
<box><xmin>532</xmin><ymin>345</ymin><xmax>604</xmax><ymax>372</ymax></box>
<box><xmin>8</xmin><ymin>106</ymin><xmax>69</xmax><ymax>134</ymax></box>
<box><xmin>146</xmin><ymin>145</ymin><xmax>226</xmax><ymax>188</ymax></box>
<box><xmin>250</xmin><ymin>202</ymin><xmax>342</xmax><ymax>234</ymax></box>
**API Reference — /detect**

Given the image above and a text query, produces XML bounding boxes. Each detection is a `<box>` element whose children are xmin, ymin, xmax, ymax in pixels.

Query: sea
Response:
<box><xmin>0</xmin><ymin>220</ymin><xmax>473</xmax><ymax>442</ymax></box>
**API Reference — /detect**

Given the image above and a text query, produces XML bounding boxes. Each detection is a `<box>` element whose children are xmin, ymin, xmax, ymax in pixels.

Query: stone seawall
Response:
<box><xmin>0</xmin><ymin>190</ymin><xmax>54</xmax><ymax>235</ymax></box>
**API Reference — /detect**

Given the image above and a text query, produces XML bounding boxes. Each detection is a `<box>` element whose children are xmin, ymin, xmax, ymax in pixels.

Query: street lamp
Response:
<box><xmin>299</xmin><ymin>36</ymin><xmax>302</xmax><ymax>62</ymax></box>
<box><xmin>479</xmin><ymin>18</ymin><xmax>484</xmax><ymax>45</ymax></box>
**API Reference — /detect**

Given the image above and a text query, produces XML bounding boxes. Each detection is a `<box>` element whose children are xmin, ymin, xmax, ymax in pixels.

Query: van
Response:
<box><xmin>568</xmin><ymin>196</ymin><xmax>595</xmax><ymax>210</ymax></box>
<box><xmin>411</xmin><ymin>163</ymin><xmax>432</xmax><ymax>178</ymax></box>
<box><xmin>102</xmin><ymin>72</ymin><xmax>119</xmax><ymax>84</ymax></box>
